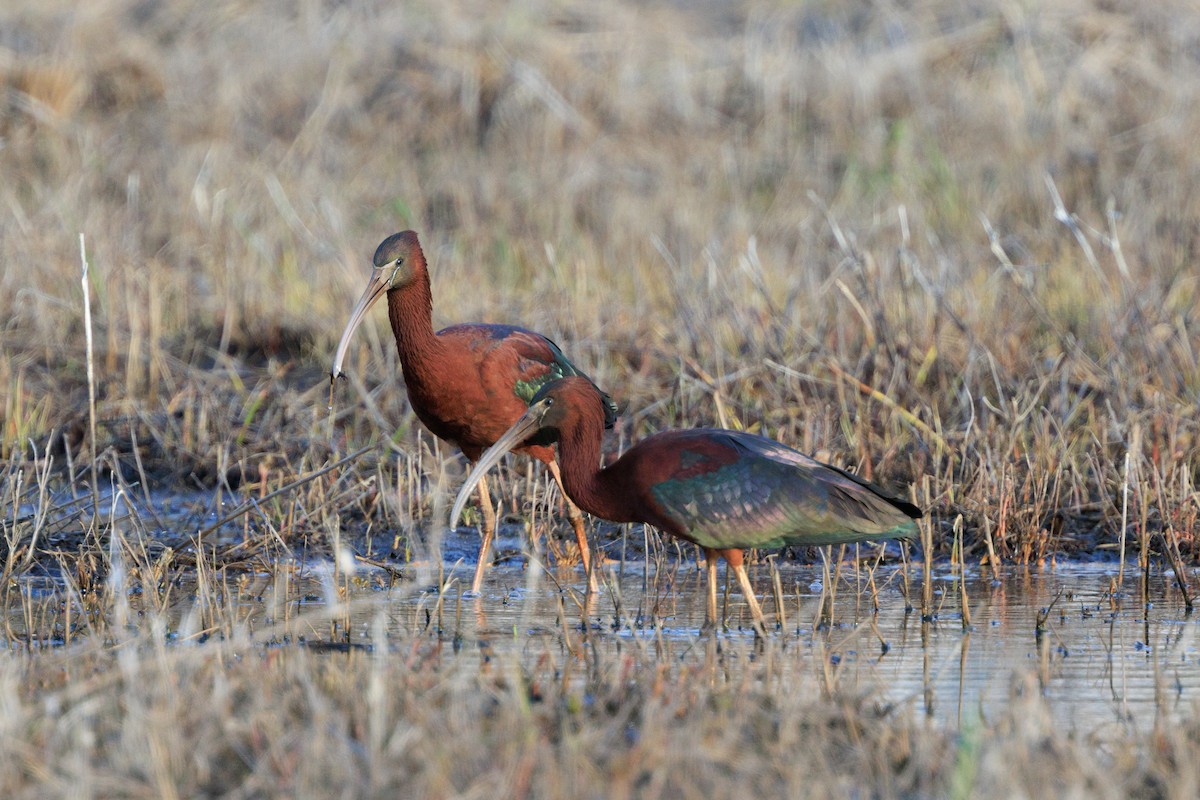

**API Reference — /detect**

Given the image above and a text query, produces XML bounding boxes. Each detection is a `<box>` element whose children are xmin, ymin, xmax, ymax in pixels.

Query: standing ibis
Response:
<box><xmin>449</xmin><ymin>376</ymin><xmax>921</xmax><ymax>632</ymax></box>
<box><xmin>332</xmin><ymin>232</ymin><xmax>618</xmax><ymax>593</ymax></box>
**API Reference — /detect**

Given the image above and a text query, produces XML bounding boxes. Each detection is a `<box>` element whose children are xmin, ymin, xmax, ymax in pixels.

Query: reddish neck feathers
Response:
<box><xmin>555</xmin><ymin>397</ymin><xmax>633</xmax><ymax>523</ymax></box>
<box><xmin>385</xmin><ymin>258</ymin><xmax>443</xmax><ymax>383</ymax></box>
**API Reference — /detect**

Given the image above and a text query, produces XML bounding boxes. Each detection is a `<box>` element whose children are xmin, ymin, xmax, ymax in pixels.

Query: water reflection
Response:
<box><xmin>5</xmin><ymin>555</ymin><xmax>1196</xmax><ymax>732</ymax></box>
<box><xmin>355</xmin><ymin>559</ymin><xmax>1198</xmax><ymax>731</ymax></box>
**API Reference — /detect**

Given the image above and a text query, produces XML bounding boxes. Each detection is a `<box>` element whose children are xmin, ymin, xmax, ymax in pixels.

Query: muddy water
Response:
<box><xmin>344</xmin><ymin>554</ymin><xmax>1199</xmax><ymax>732</ymax></box>
<box><xmin>8</xmin><ymin>527</ymin><xmax>1197</xmax><ymax>732</ymax></box>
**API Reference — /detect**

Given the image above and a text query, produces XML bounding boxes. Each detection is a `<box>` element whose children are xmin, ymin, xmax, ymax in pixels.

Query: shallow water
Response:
<box><xmin>343</xmin><ymin>554</ymin><xmax>1199</xmax><ymax>732</ymax></box>
<box><xmin>7</xmin><ymin>528</ymin><xmax>1197</xmax><ymax>733</ymax></box>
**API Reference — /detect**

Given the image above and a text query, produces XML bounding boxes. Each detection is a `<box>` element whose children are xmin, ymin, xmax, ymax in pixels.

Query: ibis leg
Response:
<box><xmin>470</xmin><ymin>472</ymin><xmax>497</xmax><ymax>594</ymax></box>
<box><xmin>548</xmin><ymin>461</ymin><xmax>598</xmax><ymax>593</ymax></box>
<box><xmin>724</xmin><ymin>549</ymin><xmax>767</xmax><ymax>635</ymax></box>
<box><xmin>704</xmin><ymin>548</ymin><xmax>719</xmax><ymax>631</ymax></box>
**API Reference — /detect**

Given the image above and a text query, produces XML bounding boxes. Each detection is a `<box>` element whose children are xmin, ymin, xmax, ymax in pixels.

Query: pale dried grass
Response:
<box><xmin>2</xmin><ymin>2</ymin><xmax>1200</xmax><ymax>789</ymax></box>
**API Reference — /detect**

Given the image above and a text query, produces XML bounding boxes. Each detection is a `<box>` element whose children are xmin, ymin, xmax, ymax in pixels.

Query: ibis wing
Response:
<box><xmin>440</xmin><ymin>323</ymin><xmax>619</xmax><ymax>427</ymax></box>
<box><xmin>648</xmin><ymin>431</ymin><xmax>919</xmax><ymax>551</ymax></box>
<box><xmin>507</xmin><ymin>332</ymin><xmax>590</xmax><ymax>399</ymax></box>
<box><xmin>468</xmin><ymin>326</ymin><xmax>619</xmax><ymax>427</ymax></box>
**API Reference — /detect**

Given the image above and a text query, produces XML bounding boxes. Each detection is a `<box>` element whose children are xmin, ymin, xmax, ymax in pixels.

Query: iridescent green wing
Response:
<box><xmin>649</xmin><ymin>431</ymin><xmax>919</xmax><ymax>551</ymax></box>
<box><xmin>506</xmin><ymin>328</ymin><xmax>619</xmax><ymax>427</ymax></box>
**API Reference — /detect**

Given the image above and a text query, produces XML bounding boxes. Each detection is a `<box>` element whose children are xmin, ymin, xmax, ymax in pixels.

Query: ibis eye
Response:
<box><xmin>544</xmin><ymin>397</ymin><xmax>554</xmax><ymax>407</ymax></box>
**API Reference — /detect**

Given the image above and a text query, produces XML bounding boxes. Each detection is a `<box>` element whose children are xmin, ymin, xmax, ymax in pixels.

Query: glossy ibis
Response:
<box><xmin>449</xmin><ymin>377</ymin><xmax>921</xmax><ymax>632</ymax></box>
<box><xmin>332</xmin><ymin>232</ymin><xmax>617</xmax><ymax>592</ymax></box>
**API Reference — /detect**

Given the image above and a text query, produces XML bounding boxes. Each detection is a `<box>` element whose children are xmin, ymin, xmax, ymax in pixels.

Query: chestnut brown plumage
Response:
<box><xmin>332</xmin><ymin>232</ymin><xmax>617</xmax><ymax>592</ymax></box>
<box><xmin>451</xmin><ymin>377</ymin><xmax>921</xmax><ymax>632</ymax></box>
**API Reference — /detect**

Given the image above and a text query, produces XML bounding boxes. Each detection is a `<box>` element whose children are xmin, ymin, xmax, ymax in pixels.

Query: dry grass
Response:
<box><xmin>2</xmin><ymin>0</ymin><xmax>1200</xmax><ymax>793</ymax></box>
<box><xmin>1</xmin><ymin>562</ymin><xmax>1198</xmax><ymax>799</ymax></box>
<box><xmin>3</xmin><ymin>0</ymin><xmax>1198</xmax><ymax>567</ymax></box>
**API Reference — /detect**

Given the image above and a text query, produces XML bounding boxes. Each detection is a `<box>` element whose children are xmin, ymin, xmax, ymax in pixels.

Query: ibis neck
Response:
<box><xmin>385</xmin><ymin>268</ymin><xmax>442</xmax><ymax>379</ymax></box>
<box><xmin>555</xmin><ymin>410</ymin><xmax>632</xmax><ymax>524</ymax></box>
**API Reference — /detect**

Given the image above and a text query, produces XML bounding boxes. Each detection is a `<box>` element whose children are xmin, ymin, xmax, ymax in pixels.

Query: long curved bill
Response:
<box><xmin>449</xmin><ymin>403</ymin><xmax>549</xmax><ymax>530</ymax></box>
<box><xmin>331</xmin><ymin>267</ymin><xmax>390</xmax><ymax>380</ymax></box>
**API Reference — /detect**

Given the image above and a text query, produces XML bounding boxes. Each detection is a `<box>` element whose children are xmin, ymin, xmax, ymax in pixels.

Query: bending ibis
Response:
<box><xmin>331</xmin><ymin>232</ymin><xmax>618</xmax><ymax>593</ymax></box>
<box><xmin>449</xmin><ymin>376</ymin><xmax>921</xmax><ymax>632</ymax></box>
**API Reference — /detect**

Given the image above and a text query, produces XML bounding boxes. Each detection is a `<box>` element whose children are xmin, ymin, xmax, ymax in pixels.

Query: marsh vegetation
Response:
<box><xmin>3</xmin><ymin>0</ymin><xmax>1200</xmax><ymax>795</ymax></box>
